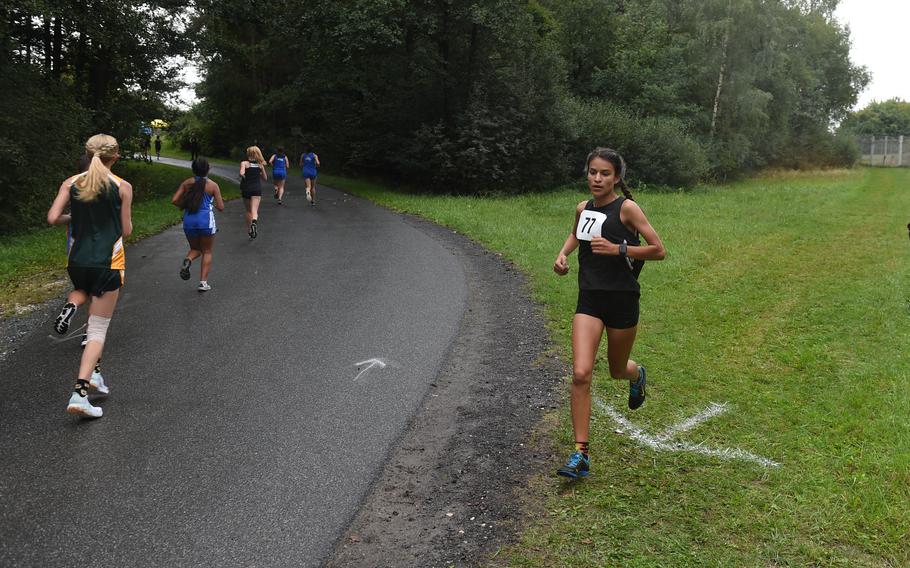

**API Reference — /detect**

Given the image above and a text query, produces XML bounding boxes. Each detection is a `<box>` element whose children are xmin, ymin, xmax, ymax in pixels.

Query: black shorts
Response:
<box><xmin>575</xmin><ymin>290</ymin><xmax>640</xmax><ymax>329</ymax></box>
<box><xmin>242</xmin><ymin>190</ymin><xmax>262</xmax><ymax>199</ymax></box>
<box><xmin>67</xmin><ymin>267</ymin><xmax>124</xmax><ymax>297</ymax></box>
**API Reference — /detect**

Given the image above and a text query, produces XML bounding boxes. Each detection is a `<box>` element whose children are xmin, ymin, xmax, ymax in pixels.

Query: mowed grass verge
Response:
<box><xmin>321</xmin><ymin>168</ymin><xmax>910</xmax><ymax>566</ymax></box>
<box><xmin>0</xmin><ymin>161</ymin><xmax>237</xmax><ymax>317</ymax></box>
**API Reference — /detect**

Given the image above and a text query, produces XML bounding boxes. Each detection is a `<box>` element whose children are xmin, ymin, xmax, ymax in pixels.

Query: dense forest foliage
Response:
<box><xmin>181</xmin><ymin>0</ymin><xmax>867</xmax><ymax>192</ymax></box>
<box><xmin>0</xmin><ymin>1</ymin><xmax>189</xmax><ymax>232</ymax></box>
<box><xmin>2</xmin><ymin>0</ymin><xmax>869</xmax><ymax>233</ymax></box>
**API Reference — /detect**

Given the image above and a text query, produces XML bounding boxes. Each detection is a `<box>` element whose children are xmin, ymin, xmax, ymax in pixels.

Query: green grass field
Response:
<box><xmin>321</xmin><ymin>168</ymin><xmax>910</xmax><ymax>566</ymax></box>
<box><xmin>3</xmin><ymin>163</ymin><xmax>908</xmax><ymax>564</ymax></box>
<box><xmin>0</xmin><ymin>161</ymin><xmax>237</xmax><ymax>316</ymax></box>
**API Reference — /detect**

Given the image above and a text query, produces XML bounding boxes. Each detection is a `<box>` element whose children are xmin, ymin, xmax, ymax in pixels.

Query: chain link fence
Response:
<box><xmin>857</xmin><ymin>135</ymin><xmax>910</xmax><ymax>167</ymax></box>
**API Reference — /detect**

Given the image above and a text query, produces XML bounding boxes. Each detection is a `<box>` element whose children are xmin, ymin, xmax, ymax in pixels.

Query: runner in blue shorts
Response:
<box><xmin>172</xmin><ymin>158</ymin><xmax>224</xmax><ymax>291</ymax></box>
<box><xmin>269</xmin><ymin>147</ymin><xmax>289</xmax><ymax>204</ymax></box>
<box><xmin>299</xmin><ymin>144</ymin><xmax>321</xmax><ymax>206</ymax></box>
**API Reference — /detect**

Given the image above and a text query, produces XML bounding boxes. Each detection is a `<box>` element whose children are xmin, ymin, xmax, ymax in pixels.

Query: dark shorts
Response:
<box><xmin>273</xmin><ymin>173</ymin><xmax>286</xmax><ymax>181</ymax></box>
<box><xmin>184</xmin><ymin>227</ymin><xmax>216</xmax><ymax>237</ymax></box>
<box><xmin>67</xmin><ymin>267</ymin><xmax>124</xmax><ymax>297</ymax></box>
<box><xmin>302</xmin><ymin>171</ymin><xmax>317</xmax><ymax>180</ymax></box>
<box><xmin>242</xmin><ymin>190</ymin><xmax>262</xmax><ymax>199</ymax></box>
<box><xmin>575</xmin><ymin>290</ymin><xmax>640</xmax><ymax>329</ymax></box>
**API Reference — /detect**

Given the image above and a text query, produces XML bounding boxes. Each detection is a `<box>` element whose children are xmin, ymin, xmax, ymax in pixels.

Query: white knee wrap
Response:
<box><xmin>86</xmin><ymin>315</ymin><xmax>111</xmax><ymax>344</ymax></box>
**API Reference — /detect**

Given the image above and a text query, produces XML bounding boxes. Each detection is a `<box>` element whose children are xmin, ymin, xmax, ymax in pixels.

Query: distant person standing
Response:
<box><xmin>240</xmin><ymin>146</ymin><xmax>268</xmax><ymax>238</ymax></box>
<box><xmin>154</xmin><ymin>136</ymin><xmax>162</xmax><ymax>160</ymax></box>
<box><xmin>140</xmin><ymin>136</ymin><xmax>151</xmax><ymax>162</ymax></box>
<box><xmin>190</xmin><ymin>137</ymin><xmax>200</xmax><ymax>161</ymax></box>
<box><xmin>269</xmin><ymin>148</ymin><xmax>290</xmax><ymax>204</ymax></box>
<box><xmin>46</xmin><ymin>133</ymin><xmax>134</xmax><ymax>418</ymax></box>
<box><xmin>299</xmin><ymin>145</ymin><xmax>320</xmax><ymax>206</ymax></box>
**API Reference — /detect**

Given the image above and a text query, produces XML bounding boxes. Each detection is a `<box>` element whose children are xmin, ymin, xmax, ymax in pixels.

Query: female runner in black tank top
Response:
<box><xmin>552</xmin><ymin>147</ymin><xmax>666</xmax><ymax>479</ymax></box>
<box><xmin>239</xmin><ymin>145</ymin><xmax>268</xmax><ymax>238</ymax></box>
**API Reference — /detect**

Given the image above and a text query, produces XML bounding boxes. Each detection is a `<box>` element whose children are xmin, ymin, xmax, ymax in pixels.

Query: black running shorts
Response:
<box><xmin>67</xmin><ymin>267</ymin><xmax>124</xmax><ymax>297</ymax></box>
<box><xmin>242</xmin><ymin>190</ymin><xmax>262</xmax><ymax>198</ymax></box>
<box><xmin>575</xmin><ymin>289</ymin><xmax>640</xmax><ymax>329</ymax></box>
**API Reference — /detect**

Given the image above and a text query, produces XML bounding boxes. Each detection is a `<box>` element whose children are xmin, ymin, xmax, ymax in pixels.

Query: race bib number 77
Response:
<box><xmin>576</xmin><ymin>210</ymin><xmax>607</xmax><ymax>241</ymax></box>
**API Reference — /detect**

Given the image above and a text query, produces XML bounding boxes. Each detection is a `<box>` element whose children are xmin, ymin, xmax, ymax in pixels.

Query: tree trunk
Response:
<box><xmin>710</xmin><ymin>2</ymin><xmax>733</xmax><ymax>139</ymax></box>
<box><xmin>43</xmin><ymin>16</ymin><xmax>52</xmax><ymax>76</ymax></box>
<box><xmin>52</xmin><ymin>16</ymin><xmax>62</xmax><ymax>80</ymax></box>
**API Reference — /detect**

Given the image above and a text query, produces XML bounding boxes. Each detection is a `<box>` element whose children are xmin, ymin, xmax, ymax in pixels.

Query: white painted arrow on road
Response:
<box><xmin>354</xmin><ymin>358</ymin><xmax>388</xmax><ymax>381</ymax></box>
<box><xmin>595</xmin><ymin>399</ymin><xmax>780</xmax><ymax>468</ymax></box>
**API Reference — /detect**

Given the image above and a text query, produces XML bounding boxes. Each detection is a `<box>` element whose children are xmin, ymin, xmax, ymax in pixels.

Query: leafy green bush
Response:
<box><xmin>562</xmin><ymin>97</ymin><xmax>709</xmax><ymax>189</ymax></box>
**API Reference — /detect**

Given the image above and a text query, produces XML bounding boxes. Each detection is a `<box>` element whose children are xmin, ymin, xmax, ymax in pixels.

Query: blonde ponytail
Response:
<box><xmin>246</xmin><ymin>145</ymin><xmax>266</xmax><ymax>169</ymax></box>
<box><xmin>75</xmin><ymin>134</ymin><xmax>119</xmax><ymax>202</ymax></box>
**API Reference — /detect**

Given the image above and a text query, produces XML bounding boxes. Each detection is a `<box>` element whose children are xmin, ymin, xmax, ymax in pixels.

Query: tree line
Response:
<box><xmin>179</xmin><ymin>0</ymin><xmax>867</xmax><ymax>193</ymax></box>
<box><xmin>2</xmin><ymin>0</ymin><xmax>869</xmax><ymax>233</ymax></box>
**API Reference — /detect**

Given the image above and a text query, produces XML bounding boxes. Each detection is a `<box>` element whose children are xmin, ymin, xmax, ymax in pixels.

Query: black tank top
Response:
<box><xmin>577</xmin><ymin>197</ymin><xmax>641</xmax><ymax>292</ymax></box>
<box><xmin>240</xmin><ymin>162</ymin><xmax>261</xmax><ymax>192</ymax></box>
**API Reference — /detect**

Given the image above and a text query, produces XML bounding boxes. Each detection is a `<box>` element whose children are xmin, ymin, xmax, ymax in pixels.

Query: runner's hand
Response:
<box><xmin>554</xmin><ymin>253</ymin><xmax>570</xmax><ymax>275</ymax></box>
<box><xmin>590</xmin><ymin>237</ymin><xmax>618</xmax><ymax>256</ymax></box>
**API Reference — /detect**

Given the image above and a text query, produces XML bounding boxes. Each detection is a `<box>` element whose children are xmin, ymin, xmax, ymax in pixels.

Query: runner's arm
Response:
<box><xmin>47</xmin><ymin>180</ymin><xmax>72</xmax><ymax>226</ymax></box>
<box><xmin>119</xmin><ymin>181</ymin><xmax>134</xmax><ymax>238</ymax></box>
<box><xmin>314</xmin><ymin>154</ymin><xmax>321</xmax><ymax>168</ymax></box>
<box><xmin>171</xmin><ymin>181</ymin><xmax>187</xmax><ymax>208</ymax></box>
<box><xmin>211</xmin><ymin>182</ymin><xmax>225</xmax><ymax>211</ymax></box>
<box><xmin>554</xmin><ymin>201</ymin><xmax>586</xmax><ymax>275</ymax></box>
<box><xmin>618</xmin><ymin>200</ymin><xmax>665</xmax><ymax>260</ymax></box>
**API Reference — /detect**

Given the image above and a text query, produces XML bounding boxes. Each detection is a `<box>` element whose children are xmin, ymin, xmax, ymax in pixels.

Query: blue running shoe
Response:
<box><xmin>556</xmin><ymin>451</ymin><xmax>590</xmax><ymax>479</ymax></box>
<box><xmin>629</xmin><ymin>365</ymin><xmax>646</xmax><ymax>410</ymax></box>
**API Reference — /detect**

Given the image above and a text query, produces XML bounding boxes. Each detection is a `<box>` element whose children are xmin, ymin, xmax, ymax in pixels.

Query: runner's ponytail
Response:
<box><xmin>75</xmin><ymin>134</ymin><xmax>119</xmax><ymax>202</ymax></box>
<box><xmin>183</xmin><ymin>159</ymin><xmax>210</xmax><ymax>213</ymax></box>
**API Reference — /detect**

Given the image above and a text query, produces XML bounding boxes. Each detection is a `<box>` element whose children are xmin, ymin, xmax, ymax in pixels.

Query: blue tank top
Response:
<box><xmin>182</xmin><ymin>179</ymin><xmax>216</xmax><ymax>230</ymax></box>
<box><xmin>301</xmin><ymin>153</ymin><xmax>317</xmax><ymax>173</ymax></box>
<box><xmin>273</xmin><ymin>155</ymin><xmax>287</xmax><ymax>175</ymax></box>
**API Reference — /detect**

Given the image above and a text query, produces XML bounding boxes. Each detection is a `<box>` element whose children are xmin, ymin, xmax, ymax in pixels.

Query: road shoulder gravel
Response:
<box><xmin>327</xmin><ymin>214</ymin><xmax>566</xmax><ymax>568</ymax></box>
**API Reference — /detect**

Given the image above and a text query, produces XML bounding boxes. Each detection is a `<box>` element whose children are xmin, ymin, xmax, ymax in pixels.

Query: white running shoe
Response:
<box><xmin>306</xmin><ymin>189</ymin><xmax>312</xmax><ymax>203</ymax></box>
<box><xmin>198</xmin><ymin>281</ymin><xmax>211</xmax><ymax>292</ymax></box>
<box><xmin>90</xmin><ymin>370</ymin><xmax>109</xmax><ymax>395</ymax></box>
<box><xmin>66</xmin><ymin>392</ymin><xmax>102</xmax><ymax>418</ymax></box>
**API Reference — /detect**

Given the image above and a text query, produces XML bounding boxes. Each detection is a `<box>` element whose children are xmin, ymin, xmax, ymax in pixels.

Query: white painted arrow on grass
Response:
<box><xmin>595</xmin><ymin>399</ymin><xmax>780</xmax><ymax>468</ymax></box>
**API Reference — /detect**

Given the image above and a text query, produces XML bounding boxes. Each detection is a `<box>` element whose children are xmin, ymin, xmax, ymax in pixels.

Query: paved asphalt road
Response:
<box><xmin>0</xmin><ymin>158</ymin><xmax>467</xmax><ymax>567</ymax></box>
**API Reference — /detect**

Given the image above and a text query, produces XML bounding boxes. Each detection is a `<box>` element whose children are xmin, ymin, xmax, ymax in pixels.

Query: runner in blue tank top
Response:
<box><xmin>299</xmin><ymin>144</ymin><xmax>321</xmax><ymax>206</ymax></box>
<box><xmin>552</xmin><ymin>147</ymin><xmax>666</xmax><ymax>479</ymax></box>
<box><xmin>172</xmin><ymin>159</ymin><xmax>224</xmax><ymax>291</ymax></box>
<box><xmin>269</xmin><ymin>148</ymin><xmax>289</xmax><ymax>204</ymax></box>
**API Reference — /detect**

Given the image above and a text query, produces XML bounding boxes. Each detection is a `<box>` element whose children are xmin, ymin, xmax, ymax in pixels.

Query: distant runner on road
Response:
<box><xmin>240</xmin><ymin>146</ymin><xmax>268</xmax><ymax>238</ymax></box>
<box><xmin>47</xmin><ymin>134</ymin><xmax>134</xmax><ymax>418</ymax></box>
<box><xmin>173</xmin><ymin>158</ymin><xmax>224</xmax><ymax>291</ymax></box>
<box><xmin>552</xmin><ymin>147</ymin><xmax>666</xmax><ymax>479</ymax></box>
<box><xmin>269</xmin><ymin>148</ymin><xmax>290</xmax><ymax>204</ymax></box>
<box><xmin>154</xmin><ymin>136</ymin><xmax>162</xmax><ymax>160</ymax></box>
<box><xmin>299</xmin><ymin>145</ymin><xmax>320</xmax><ymax>206</ymax></box>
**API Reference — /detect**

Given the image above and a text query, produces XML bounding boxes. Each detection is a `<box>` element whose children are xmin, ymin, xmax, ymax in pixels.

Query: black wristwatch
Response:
<box><xmin>619</xmin><ymin>242</ymin><xmax>627</xmax><ymax>257</ymax></box>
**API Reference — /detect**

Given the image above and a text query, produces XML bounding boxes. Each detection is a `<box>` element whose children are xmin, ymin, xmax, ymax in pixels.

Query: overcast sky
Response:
<box><xmin>835</xmin><ymin>0</ymin><xmax>910</xmax><ymax>109</ymax></box>
<box><xmin>172</xmin><ymin>2</ymin><xmax>906</xmax><ymax>111</ymax></box>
